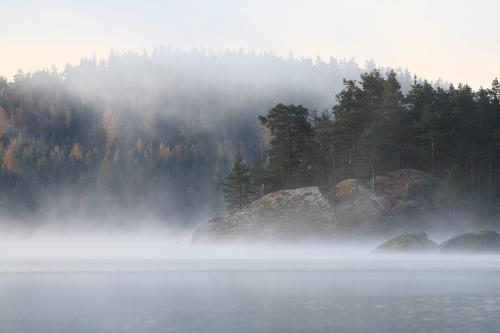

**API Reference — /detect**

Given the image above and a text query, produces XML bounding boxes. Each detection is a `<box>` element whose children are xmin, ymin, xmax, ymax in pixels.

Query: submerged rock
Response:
<box><xmin>192</xmin><ymin>187</ymin><xmax>335</xmax><ymax>244</ymax></box>
<box><xmin>372</xmin><ymin>232</ymin><xmax>439</xmax><ymax>253</ymax></box>
<box><xmin>439</xmin><ymin>230</ymin><xmax>500</xmax><ymax>253</ymax></box>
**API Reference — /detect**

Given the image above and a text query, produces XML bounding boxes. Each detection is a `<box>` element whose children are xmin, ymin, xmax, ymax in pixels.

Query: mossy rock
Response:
<box><xmin>334</xmin><ymin>179</ymin><xmax>363</xmax><ymax>202</ymax></box>
<box><xmin>372</xmin><ymin>232</ymin><xmax>438</xmax><ymax>253</ymax></box>
<box><xmin>439</xmin><ymin>230</ymin><xmax>500</xmax><ymax>253</ymax></box>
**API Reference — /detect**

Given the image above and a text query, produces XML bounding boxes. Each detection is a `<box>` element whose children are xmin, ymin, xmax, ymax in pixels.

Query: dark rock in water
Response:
<box><xmin>372</xmin><ymin>232</ymin><xmax>439</xmax><ymax>253</ymax></box>
<box><xmin>439</xmin><ymin>230</ymin><xmax>500</xmax><ymax>253</ymax></box>
<box><xmin>192</xmin><ymin>187</ymin><xmax>335</xmax><ymax>244</ymax></box>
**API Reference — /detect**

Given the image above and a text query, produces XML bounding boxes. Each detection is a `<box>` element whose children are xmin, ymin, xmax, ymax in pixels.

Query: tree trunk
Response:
<box><xmin>287</xmin><ymin>124</ymin><xmax>293</xmax><ymax>187</ymax></box>
<box><xmin>331</xmin><ymin>144</ymin><xmax>336</xmax><ymax>188</ymax></box>
<box><xmin>489</xmin><ymin>147</ymin><xmax>493</xmax><ymax>199</ymax></box>
<box><xmin>478</xmin><ymin>159</ymin><xmax>482</xmax><ymax>195</ymax></box>
<box><xmin>430</xmin><ymin>133</ymin><xmax>436</xmax><ymax>175</ymax></box>
<box><xmin>349</xmin><ymin>147</ymin><xmax>353</xmax><ymax>178</ymax></box>
<box><xmin>351</xmin><ymin>113</ymin><xmax>356</xmax><ymax>178</ymax></box>
<box><xmin>371</xmin><ymin>148</ymin><xmax>377</xmax><ymax>194</ymax></box>
<box><xmin>452</xmin><ymin>190</ymin><xmax>456</xmax><ymax>233</ymax></box>
<box><xmin>470</xmin><ymin>147</ymin><xmax>474</xmax><ymax>192</ymax></box>
<box><xmin>238</xmin><ymin>180</ymin><xmax>242</xmax><ymax>210</ymax></box>
<box><xmin>448</xmin><ymin>191</ymin><xmax>453</xmax><ymax>234</ymax></box>
<box><xmin>280</xmin><ymin>151</ymin><xmax>285</xmax><ymax>188</ymax></box>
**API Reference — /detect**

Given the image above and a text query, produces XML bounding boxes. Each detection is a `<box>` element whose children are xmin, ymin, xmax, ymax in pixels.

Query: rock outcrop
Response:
<box><xmin>192</xmin><ymin>187</ymin><xmax>335</xmax><ymax>244</ymax></box>
<box><xmin>334</xmin><ymin>169</ymin><xmax>437</xmax><ymax>237</ymax></box>
<box><xmin>192</xmin><ymin>169</ymin><xmax>438</xmax><ymax>244</ymax></box>
<box><xmin>439</xmin><ymin>230</ymin><xmax>500</xmax><ymax>253</ymax></box>
<box><xmin>372</xmin><ymin>232</ymin><xmax>439</xmax><ymax>253</ymax></box>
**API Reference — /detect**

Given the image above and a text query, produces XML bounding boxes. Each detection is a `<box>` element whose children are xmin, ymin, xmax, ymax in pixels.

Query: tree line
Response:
<box><xmin>0</xmin><ymin>54</ymin><xmax>498</xmax><ymax>222</ymax></box>
<box><xmin>0</xmin><ymin>51</ymin><xmax>416</xmax><ymax>224</ymax></box>
<box><xmin>224</xmin><ymin>70</ymin><xmax>500</xmax><ymax>215</ymax></box>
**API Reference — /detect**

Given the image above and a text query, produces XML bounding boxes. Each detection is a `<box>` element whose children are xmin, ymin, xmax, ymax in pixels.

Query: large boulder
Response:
<box><xmin>371</xmin><ymin>169</ymin><xmax>436</xmax><ymax>210</ymax></box>
<box><xmin>333</xmin><ymin>178</ymin><xmax>384</xmax><ymax>237</ymax></box>
<box><xmin>439</xmin><ymin>230</ymin><xmax>500</xmax><ymax>253</ymax></box>
<box><xmin>192</xmin><ymin>187</ymin><xmax>335</xmax><ymax>244</ymax></box>
<box><xmin>334</xmin><ymin>169</ymin><xmax>437</xmax><ymax>237</ymax></box>
<box><xmin>372</xmin><ymin>232</ymin><xmax>439</xmax><ymax>253</ymax></box>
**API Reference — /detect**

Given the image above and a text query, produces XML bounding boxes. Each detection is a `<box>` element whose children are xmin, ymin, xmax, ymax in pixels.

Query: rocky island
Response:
<box><xmin>193</xmin><ymin>168</ymin><xmax>500</xmax><ymax>254</ymax></box>
<box><xmin>192</xmin><ymin>169</ymin><xmax>439</xmax><ymax>244</ymax></box>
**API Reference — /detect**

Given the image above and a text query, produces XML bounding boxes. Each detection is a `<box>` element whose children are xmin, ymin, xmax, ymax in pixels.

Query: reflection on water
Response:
<box><xmin>1</xmin><ymin>256</ymin><xmax>500</xmax><ymax>333</ymax></box>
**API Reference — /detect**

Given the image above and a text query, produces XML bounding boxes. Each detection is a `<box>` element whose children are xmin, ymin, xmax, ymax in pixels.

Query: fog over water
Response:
<box><xmin>0</xmin><ymin>215</ymin><xmax>498</xmax><ymax>332</ymax></box>
<box><xmin>0</xmin><ymin>228</ymin><xmax>494</xmax><ymax>263</ymax></box>
<box><xmin>1</xmin><ymin>235</ymin><xmax>500</xmax><ymax>333</ymax></box>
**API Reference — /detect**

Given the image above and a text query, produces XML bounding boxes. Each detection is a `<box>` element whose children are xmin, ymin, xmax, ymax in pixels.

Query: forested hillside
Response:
<box><xmin>4</xmin><ymin>48</ymin><xmax>493</xmax><ymax>227</ymax></box>
<box><xmin>230</xmin><ymin>71</ymin><xmax>500</xmax><ymax>224</ymax></box>
<box><xmin>0</xmin><ymin>49</ymin><xmax>416</xmax><ymax>225</ymax></box>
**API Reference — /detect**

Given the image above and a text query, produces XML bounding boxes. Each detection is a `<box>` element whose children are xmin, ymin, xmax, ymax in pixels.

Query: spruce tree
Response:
<box><xmin>222</xmin><ymin>153</ymin><xmax>256</xmax><ymax>213</ymax></box>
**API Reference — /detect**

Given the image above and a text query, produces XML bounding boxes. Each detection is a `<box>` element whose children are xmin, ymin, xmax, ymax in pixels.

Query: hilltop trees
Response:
<box><xmin>1</xmin><ymin>54</ymin><xmax>500</xmax><ymax>223</ymax></box>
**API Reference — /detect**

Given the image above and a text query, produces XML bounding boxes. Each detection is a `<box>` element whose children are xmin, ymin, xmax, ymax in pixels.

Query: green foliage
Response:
<box><xmin>222</xmin><ymin>153</ymin><xmax>258</xmax><ymax>213</ymax></box>
<box><xmin>258</xmin><ymin>72</ymin><xmax>500</xmax><ymax>212</ymax></box>
<box><xmin>259</xmin><ymin>104</ymin><xmax>316</xmax><ymax>191</ymax></box>
<box><xmin>1</xmin><ymin>56</ymin><xmax>500</xmax><ymax>224</ymax></box>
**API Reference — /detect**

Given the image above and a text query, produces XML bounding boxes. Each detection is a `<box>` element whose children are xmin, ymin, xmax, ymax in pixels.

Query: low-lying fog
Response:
<box><xmin>2</xmin><ymin>227</ymin><xmax>500</xmax><ymax>333</ymax></box>
<box><xmin>0</xmin><ymin>227</ymin><xmax>497</xmax><ymax>269</ymax></box>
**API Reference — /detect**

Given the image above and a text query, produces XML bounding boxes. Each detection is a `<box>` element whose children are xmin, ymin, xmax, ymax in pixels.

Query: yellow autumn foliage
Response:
<box><xmin>51</xmin><ymin>145</ymin><xmax>64</xmax><ymax>162</ymax></box>
<box><xmin>113</xmin><ymin>148</ymin><xmax>120</xmax><ymax>162</ymax></box>
<box><xmin>71</xmin><ymin>143</ymin><xmax>83</xmax><ymax>160</ymax></box>
<box><xmin>0</xmin><ymin>106</ymin><xmax>9</xmax><ymax>138</ymax></box>
<box><xmin>102</xmin><ymin>111</ymin><xmax>117</xmax><ymax>145</ymax></box>
<box><xmin>36</xmin><ymin>158</ymin><xmax>45</xmax><ymax>170</ymax></box>
<box><xmin>158</xmin><ymin>142</ymin><xmax>172</xmax><ymax>160</ymax></box>
<box><xmin>136</xmin><ymin>138</ymin><xmax>144</xmax><ymax>152</ymax></box>
<box><xmin>3</xmin><ymin>137</ymin><xmax>20</xmax><ymax>174</ymax></box>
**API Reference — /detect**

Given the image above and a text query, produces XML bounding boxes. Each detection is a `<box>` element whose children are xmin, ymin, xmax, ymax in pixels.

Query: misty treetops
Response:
<box><xmin>225</xmin><ymin>71</ymin><xmax>500</xmax><ymax>213</ymax></box>
<box><xmin>0</xmin><ymin>49</ymin><xmax>498</xmax><ymax>223</ymax></box>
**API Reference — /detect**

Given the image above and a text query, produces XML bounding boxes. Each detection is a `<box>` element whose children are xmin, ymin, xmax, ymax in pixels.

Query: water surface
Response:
<box><xmin>1</xmin><ymin>255</ymin><xmax>500</xmax><ymax>333</ymax></box>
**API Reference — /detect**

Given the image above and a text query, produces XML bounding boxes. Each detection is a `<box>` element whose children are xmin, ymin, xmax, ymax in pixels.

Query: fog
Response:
<box><xmin>1</xmin><ymin>217</ymin><xmax>498</xmax><ymax>333</ymax></box>
<box><xmin>2</xmin><ymin>0</ymin><xmax>498</xmax><ymax>330</ymax></box>
<box><xmin>0</xmin><ymin>228</ymin><xmax>492</xmax><ymax>263</ymax></box>
<box><xmin>0</xmin><ymin>48</ymin><xmax>427</xmax><ymax>230</ymax></box>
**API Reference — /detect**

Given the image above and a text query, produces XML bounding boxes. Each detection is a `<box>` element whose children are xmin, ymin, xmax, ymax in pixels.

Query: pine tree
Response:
<box><xmin>250</xmin><ymin>156</ymin><xmax>265</xmax><ymax>197</ymax></box>
<box><xmin>332</xmin><ymin>79</ymin><xmax>363</xmax><ymax>179</ymax></box>
<box><xmin>259</xmin><ymin>103</ymin><xmax>315</xmax><ymax>191</ymax></box>
<box><xmin>222</xmin><ymin>153</ymin><xmax>257</xmax><ymax>213</ymax></box>
<box><xmin>313</xmin><ymin>111</ymin><xmax>337</xmax><ymax>187</ymax></box>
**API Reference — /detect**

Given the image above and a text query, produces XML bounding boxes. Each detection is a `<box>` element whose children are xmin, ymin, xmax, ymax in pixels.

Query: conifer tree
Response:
<box><xmin>222</xmin><ymin>153</ymin><xmax>256</xmax><ymax>213</ymax></box>
<box><xmin>259</xmin><ymin>103</ymin><xmax>315</xmax><ymax>191</ymax></box>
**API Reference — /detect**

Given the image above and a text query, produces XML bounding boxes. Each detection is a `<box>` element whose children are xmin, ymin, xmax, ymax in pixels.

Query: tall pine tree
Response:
<box><xmin>259</xmin><ymin>104</ymin><xmax>315</xmax><ymax>191</ymax></box>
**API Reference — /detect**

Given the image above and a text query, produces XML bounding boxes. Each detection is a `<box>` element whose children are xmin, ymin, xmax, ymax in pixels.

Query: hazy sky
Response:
<box><xmin>2</xmin><ymin>0</ymin><xmax>499</xmax><ymax>87</ymax></box>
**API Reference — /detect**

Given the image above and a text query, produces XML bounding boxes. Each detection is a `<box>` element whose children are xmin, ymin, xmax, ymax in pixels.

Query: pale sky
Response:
<box><xmin>2</xmin><ymin>0</ymin><xmax>499</xmax><ymax>87</ymax></box>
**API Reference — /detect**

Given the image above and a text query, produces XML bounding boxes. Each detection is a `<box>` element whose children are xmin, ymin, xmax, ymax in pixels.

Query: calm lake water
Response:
<box><xmin>1</xmin><ymin>256</ymin><xmax>500</xmax><ymax>333</ymax></box>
